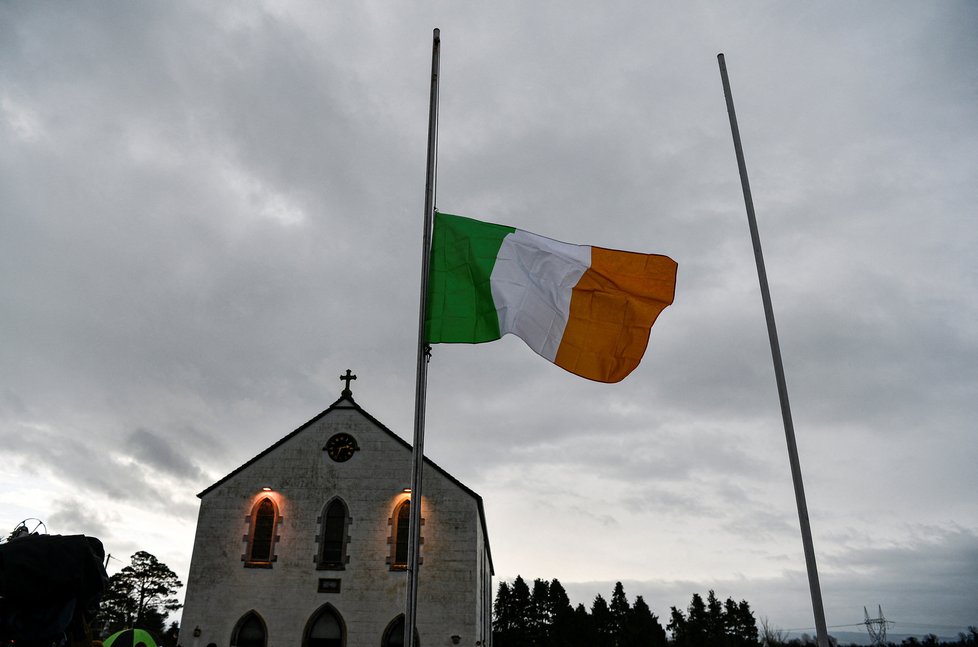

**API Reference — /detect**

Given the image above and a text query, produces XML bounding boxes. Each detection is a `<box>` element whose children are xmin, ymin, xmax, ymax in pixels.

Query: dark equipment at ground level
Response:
<box><xmin>0</xmin><ymin>524</ymin><xmax>108</xmax><ymax>647</ymax></box>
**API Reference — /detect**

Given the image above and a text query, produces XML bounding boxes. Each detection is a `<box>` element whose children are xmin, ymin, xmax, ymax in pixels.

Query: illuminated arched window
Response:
<box><xmin>303</xmin><ymin>604</ymin><xmax>345</xmax><ymax>647</ymax></box>
<box><xmin>231</xmin><ymin>611</ymin><xmax>266</xmax><ymax>647</ymax></box>
<box><xmin>245</xmin><ymin>497</ymin><xmax>279</xmax><ymax>566</ymax></box>
<box><xmin>387</xmin><ymin>499</ymin><xmax>421</xmax><ymax>571</ymax></box>
<box><xmin>381</xmin><ymin>615</ymin><xmax>419</xmax><ymax>647</ymax></box>
<box><xmin>318</xmin><ymin>498</ymin><xmax>349</xmax><ymax>570</ymax></box>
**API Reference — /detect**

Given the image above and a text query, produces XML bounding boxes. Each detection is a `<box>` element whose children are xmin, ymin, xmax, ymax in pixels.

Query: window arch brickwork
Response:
<box><xmin>387</xmin><ymin>499</ymin><xmax>423</xmax><ymax>571</ymax></box>
<box><xmin>316</xmin><ymin>497</ymin><xmax>350</xmax><ymax>570</ymax></box>
<box><xmin>243</xmin><ymin>497</ymin><xmax>280</xmax><ymax>567</ymax></box>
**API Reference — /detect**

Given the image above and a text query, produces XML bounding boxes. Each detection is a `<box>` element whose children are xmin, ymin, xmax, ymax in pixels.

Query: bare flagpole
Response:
<box><xmin>717</xmin><ymin>53</ymin><xmax>830</xmax><ymax>647</ymax></box>
<box><xmin>406</xmin><ymin>27</ymin><xmax>440</xmax><ymax>647</ymax></box>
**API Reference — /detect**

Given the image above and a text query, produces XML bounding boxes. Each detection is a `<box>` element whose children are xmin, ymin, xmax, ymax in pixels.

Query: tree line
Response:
<box><xmin>493</xmin><ymin>577</ymin><xmax>757</xmax><ymax>647</ymax></box>
<box><xmin>493</xmin><ymin>578</ymin><xmax>977</xmax><ymax>647</ymax></box>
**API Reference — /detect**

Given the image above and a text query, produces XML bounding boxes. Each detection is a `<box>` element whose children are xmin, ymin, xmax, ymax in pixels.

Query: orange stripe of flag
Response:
<box><xmin>554</xmin><ymin>247</ymin><xmax>678</xmax><ymax>383</ymax></box>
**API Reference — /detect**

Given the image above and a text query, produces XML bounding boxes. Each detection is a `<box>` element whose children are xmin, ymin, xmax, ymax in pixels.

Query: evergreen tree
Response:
<box><xmin>592</xmin><ymin>594</ymin><xmax>614</xmax><ymax>646</ymax></box>
<box><xmin>570</xmin><ymin>603</ymin><xmax>597</xmax><ymax>647</ymax></box>
<box><xmin>724</xmin><ymin>597</ymin><xmax>740</xmax><ymax>643</ymax></box>
<box><xmin>511</xmin><ymin>576</ymin><xmax>532</xmax><ymax>644</ymax></box>
<box><xmin>493</xmin><ymin>581</ymin><xmax>516</xmax><ymax>647</ymax></box>
<box><xmin>726</xmin><ymin>598</ymin><xmax>759</xmax><ymax>647</ymax></box>
<box><xmin>737</xmin><ymin>600</ymin><xmax>759</xmax><ymax>645</ymax></box>
<box><xmin>706</xmin><ymin>590</ymin><xmax>727</xmax><ymax>646</ymax></box>
<box><xmin>686</xmin><ymin>592</ymin><xmax>709</xmax><ymax>646</ymax></box>
<box><xmin>623</xmin><ymin>595</ymin><xmax>667</xmax><ymax>647</ymax></box>
<box><xmin>528</xmin><ymin>578</ymin><xmax>551</xmax><ymax>646</ymax></box>
<box><xmin>668</xmin><ymin>605</ymin><xmax>689</xmax><ymax>647</ymax></box>
<box><xmin>609</xmin><ymin>582</ymin><xmax>631</xmax><ymax>645</ymax></box>
<box><xmin>547</xmin><ymin>579</ymin><xmax>575</xmax><ymax>647</ymax></box>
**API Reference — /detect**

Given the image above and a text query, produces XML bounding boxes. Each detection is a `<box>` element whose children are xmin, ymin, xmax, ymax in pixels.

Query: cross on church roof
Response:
<box><xmin>340</xmin><ymin>369</ymin><xmax>357</xmax><ymax>397</ymax></box>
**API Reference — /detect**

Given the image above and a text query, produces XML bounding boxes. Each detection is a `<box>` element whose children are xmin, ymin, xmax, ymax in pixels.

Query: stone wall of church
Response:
<box><xmin>179</xmin><ymin>400</ymin><xmax>491</xmax><ymax>647</ymax></box>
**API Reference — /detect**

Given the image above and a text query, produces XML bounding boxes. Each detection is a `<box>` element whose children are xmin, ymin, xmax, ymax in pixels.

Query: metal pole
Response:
<box><xmin>405</xmin><ymin>27</ymin><xmax>440</xmax><ymax>647</ymax></box>
<box><xmin>717</xmin><ymin>52</ymin><xmax>830</xmax><ymax>647</ymax></box>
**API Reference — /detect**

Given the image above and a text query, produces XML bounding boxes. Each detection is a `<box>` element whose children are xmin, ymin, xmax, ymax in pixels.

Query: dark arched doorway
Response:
<box><xmin>381</xmin><ymin>615</ymin><xmax>419</xmax><ymax>647</ymax></box>
<box><xmin>230</xmin><ymin>611</ymin><xmax>266</xmax><ymax>647</ymax></box>
<box><xmin>304</xmin><ymin>604</ymin><xmax>345</xmax><ymax>647</ymax></box>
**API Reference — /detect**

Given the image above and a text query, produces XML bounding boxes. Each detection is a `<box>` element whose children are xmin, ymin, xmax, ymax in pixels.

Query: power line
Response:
<box><xmin>890</xmin><ymin>622</ymin><xmax>978</xmax><ymax>631</ymax></box>
<box><xmin>783</xmin><ymin>623</ymin><xmax>866</xmax><ymax>632</ymax></box>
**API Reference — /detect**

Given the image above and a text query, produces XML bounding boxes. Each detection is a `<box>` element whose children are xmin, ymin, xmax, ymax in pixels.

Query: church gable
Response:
<box><xmin>197</xmin><ymin>395</ymin><xmax>408</xmax><ymax>499</ymax></box>
<box><xmin>194</xmin><ymin>396</ymin><xmax>424</xmax><ymax>571</ymax></box>
<box><xmin>181</xmin><ymin>380</ymin><xmax>493</xmax><ymax>647</ymax></box>
<box><xmin>196</xmin><ymin>392</ymin><xmax>492</xmax><ymax>564</ymax></box>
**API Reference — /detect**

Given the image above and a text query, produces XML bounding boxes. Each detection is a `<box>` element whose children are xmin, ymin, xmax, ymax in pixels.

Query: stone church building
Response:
<box><xmin>179</xmin><ymin>376</ymin><xmax>494</xmax><ymax>647</ymax></box>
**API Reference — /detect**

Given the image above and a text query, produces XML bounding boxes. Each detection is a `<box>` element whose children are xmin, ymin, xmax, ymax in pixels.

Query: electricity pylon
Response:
<box><xmin>864</xmin><ymin>605</ymin><xmax>890</xmax><ymax>646</ymax></box>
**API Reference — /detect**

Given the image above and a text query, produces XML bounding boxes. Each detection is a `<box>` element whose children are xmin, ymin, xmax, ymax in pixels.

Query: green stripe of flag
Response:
<box><xmin>425</xmin><ymin>212</ymin><xmax>516</xmax><ymax>343</ymax></box>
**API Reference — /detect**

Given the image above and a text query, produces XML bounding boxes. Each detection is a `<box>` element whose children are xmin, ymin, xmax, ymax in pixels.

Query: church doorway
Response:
<box><xmin>230</xmin><ymin>611</ymin><xmax>266</xmax><ymax>647</ymax></box>
<box><xmin>381</xmin><ymin>616</ymin><xmax>419</xmax><ymax>647</ymax></box>
<box><xmin>303</xmin><ymin>604</ymin><xmax>345</xmax><ymax>647</ymax></box>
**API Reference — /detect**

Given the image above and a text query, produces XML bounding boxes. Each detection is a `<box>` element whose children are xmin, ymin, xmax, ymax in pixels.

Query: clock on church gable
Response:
<box><xmin>324</xmin><ymin>432</ymin><xmax>359</xmax><ymax>462</ymax></box>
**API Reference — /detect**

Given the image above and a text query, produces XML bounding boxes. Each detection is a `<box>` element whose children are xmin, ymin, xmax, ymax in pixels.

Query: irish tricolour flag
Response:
<box><xmin>425</xmin><ymin>212</ymin><xmax>677</xmax><ymax>383</ymax></box>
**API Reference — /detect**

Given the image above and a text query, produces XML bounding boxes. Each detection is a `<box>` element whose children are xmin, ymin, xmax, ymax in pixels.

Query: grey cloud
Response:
<box><xmin>125</xmin><ymin>428</ymin><xmax>206</xmax><ymax>481</ymax></box>
<box><xmin>46</xmin><ymin>497</ymin><xmax>114</xmax><ymax>539</ymax></box>
<box><xmin>1</xmin><ymin>423</ymin><xmax>196</xmax><ymax>517</ymax></box>
<box><xmin>2</xmin><ymin>426</ymin><xmax>147</xmax><ymax>502</ymax></box>
<box><xmin>556</xmin><ymin>525</ymin><xmax>978</xmax><ymax>635</ymax></box>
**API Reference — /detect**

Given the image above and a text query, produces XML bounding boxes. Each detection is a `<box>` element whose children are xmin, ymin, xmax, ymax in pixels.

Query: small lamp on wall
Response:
<box><xmin>451</xmin><ymin>636</ymin><xmax>461</xmax><ymax>645</ymax></box>
<box><xmin>192</xmin><ymin>627</ymin><xmax>201</xmax><ymax>638</ymax></box>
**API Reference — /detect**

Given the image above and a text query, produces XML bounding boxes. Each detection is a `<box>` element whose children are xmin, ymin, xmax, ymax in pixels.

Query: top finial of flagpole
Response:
<box><xmin>433</xmin><ymin>28</ymin><xmax>440</xmax><ymax>40</ymax></box>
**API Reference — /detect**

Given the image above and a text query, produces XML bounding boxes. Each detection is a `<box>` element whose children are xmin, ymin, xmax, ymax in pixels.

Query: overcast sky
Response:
<box><xmin>2</xmin><ymin>1</ymin><xmax>976</xmax><ymax>640</ymax></box>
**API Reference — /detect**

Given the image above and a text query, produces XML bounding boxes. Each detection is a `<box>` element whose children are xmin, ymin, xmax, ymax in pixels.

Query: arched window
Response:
<box><xmin>318</xmin><ymin>498</ymin><xmax>349</xmax><ymax>570</ymax></box>
<box><xmin>381</xmin><ymin>615</ymin><xmax>419</xmax><ymax>647</ymax></box>
<box><xmin>245</xmin><ymin>497</ymin><xmax>279</xmax><ymax>567</ymax></box>
<box><xmin>303</xmin><ymin>604</ymin><xmax>345</xmax><ymax>647</ymax></box>
<box><xmin>387</xmin><ymin>499</ymin><xmax>421</xmax><ymax>571</ymax></box>
<box><xmin>231</xmin><ymin>611</ymin><xmax>266</xmax><ymax>647</ymax></box>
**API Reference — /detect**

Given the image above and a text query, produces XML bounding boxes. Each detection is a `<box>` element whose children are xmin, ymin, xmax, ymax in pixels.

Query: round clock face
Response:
<box><xmin>325</xmin><ymin>433</ymin><xmax>359</xmax><ymax>462</ymax></box>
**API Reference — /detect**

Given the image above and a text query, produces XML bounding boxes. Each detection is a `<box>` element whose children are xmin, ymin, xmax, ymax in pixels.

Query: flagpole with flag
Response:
<box><xmin>405</xmin><ymin>28</ymin><xmax>676</xmax><ymax>643</ymax></box>
<box><xmin>405</xmin><ymin>27</ymin><xmax>440</xmax><ymax>647</ymax></box>
<box><xmin>717</xmin><ymin>53</ymin><xmax>830</xmax><ymax>647</ymax></box>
